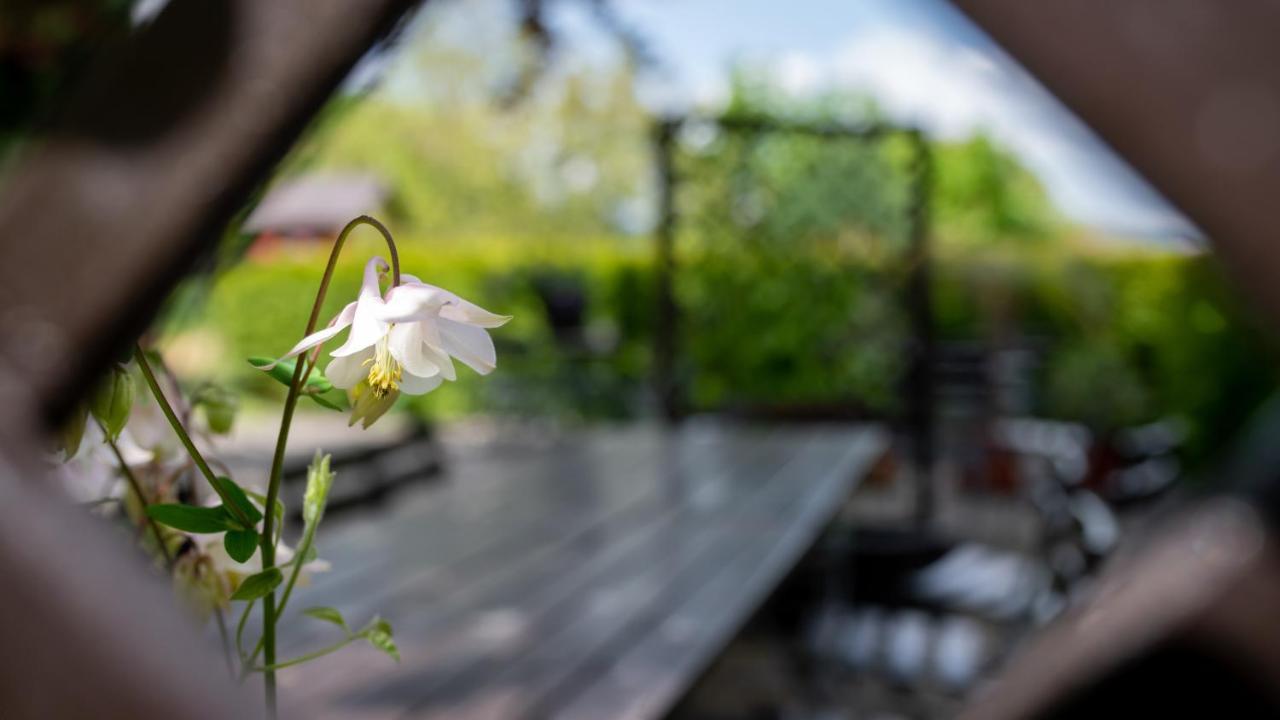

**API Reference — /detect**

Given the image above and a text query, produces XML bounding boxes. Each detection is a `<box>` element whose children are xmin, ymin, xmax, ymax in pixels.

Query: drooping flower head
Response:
<box><xmin>272</xmin><ymin>257</ymin><xmax>510</xmax><ymax>427</ymax></box>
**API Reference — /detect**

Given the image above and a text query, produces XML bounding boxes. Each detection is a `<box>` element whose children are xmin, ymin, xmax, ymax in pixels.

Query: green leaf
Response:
<box><xmin>212</xmin><ymin>476</ymin><xmax>263</xmax><ymax>526</ymax></box>
<box><xmin>303</xmin><ymin>606</ymin><xmax>349</xmax><ymax>632</ymax></box>
<box><xmin>303</xmin><ymin>452</ymin><xmax>335</xmax><ymax>528</ymax></box>
<box><xmin>231</xmin><ymin>567</ymin><xmax>283</xmax><ymax>601</ymax></box>
<box><xmin>364</xmin><ymin>617</ymin><xmax>399</xmax><ymax>662</ymax></box>
<box><xmin>223</xmin><ymin>529</ymin><xmax>258</xmax><ymax>563</ymax></box>
<box><xmin>248</xmin><ymin>357</ymin><xmax>335</xmax><ymax>394</ymax></box>
<box><xmin>146</xmin><ymin>504</ymin><xmax>237</xmax><ymax>534</ymax></box>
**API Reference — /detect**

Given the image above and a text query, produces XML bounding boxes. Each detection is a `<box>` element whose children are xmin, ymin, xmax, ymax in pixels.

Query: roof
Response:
<box><xmin>242</xmin><ymin>172</ymin><xmax>388</xmax><ymax>234</ymax></box>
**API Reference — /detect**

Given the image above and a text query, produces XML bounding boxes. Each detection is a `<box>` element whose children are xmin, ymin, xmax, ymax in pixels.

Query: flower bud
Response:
<box><xmin>91</xmin><ymin>364</ymin><xmax>134</xmax><ymax>442</ymax></box>
<box><xmin>303</xmin><ymin>452</ymin><xmax>334</xmax><ymax>527</ymax></box>
<box><xmin>197</xmin><ymin>385</ymin><xmax>238</xmax><ymax>435</ymax></box>
<box><xmin>59</xmin><ymin>404</ymin><xmax>89</xmax><ymax>460</ymax></box>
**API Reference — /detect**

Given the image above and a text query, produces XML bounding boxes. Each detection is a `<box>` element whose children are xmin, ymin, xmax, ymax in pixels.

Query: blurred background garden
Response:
<box><xmin>93</xmin><ymin>0</ymin><xmax>1270</xmax><ymax>474</ymax></box>
<box><xmin>5</xmin><ymin>0</ymin><xmax>1280</xmax><ymax>717</ymax></box>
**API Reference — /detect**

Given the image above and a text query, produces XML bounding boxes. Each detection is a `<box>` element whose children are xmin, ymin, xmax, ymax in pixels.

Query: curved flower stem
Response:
<box><xmin>98</xmin><ymin>418</ymin><xmax>173</xmax><ymax>570</ymax></box>
<box><xmin>134</xmin><ymin>346</ymin><xmax>254</xmax><ymax>528</ymax></box>
<box><xmin>258</xmin><ymin>215</ymin><xmax>400</xmax><ymax>717</ymax></box>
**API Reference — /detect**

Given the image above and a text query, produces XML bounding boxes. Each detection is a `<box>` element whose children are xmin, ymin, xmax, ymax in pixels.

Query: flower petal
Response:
<box><xmin>359</xmin><ymin>256</ymin><xmax>389</xmax><ymax>300</ymax></box>
<box><xmin>378</xmin><ymin>283</ymin><xmax>449</xmax><ymax>324</ymax></box>
<box><xmin>259</xmin><ymin>302</ymin><xmax>356</xmax><ymax>369</ymax></box>
<box><xmin>402</xmin><ymin>277</ymin><xmax>510</xmax><ymax>328</ymax></box>
<box><xmin>417</xmin><ymin>316</ymin><xmax>456</xmax><ymax>380</ymax></box>
<box><xmin>387</xmin><ymin>322</ymin><xmax>440</xmax><ymax>378</ymax></box>
<box><xmin>399</xmin><ymin>372</ymin><xmax>444</xmax><ymax>395</ymax></box>
<box><xmin>439</xmin><ymin>318</ymin><xmax>497</xmax><ymax>375</ymax></box>
<box><xmin>330</xmin><ymin>298</ymin><xmax>386</xmax><ymax>357</ymax></box>
<box><xmin>422</xmin><ymin>340</ymin><xmax>456</xmax><ymax>381</ymax></box>
<box><xmin>325</xmin><ymin>347</ymin><xmax>372</xmax><ymax>389</ymax></box>
<box><xmin>440</xmin><ymin>299</ymin><xmax>512</xmax><ymax>329</ymax></box>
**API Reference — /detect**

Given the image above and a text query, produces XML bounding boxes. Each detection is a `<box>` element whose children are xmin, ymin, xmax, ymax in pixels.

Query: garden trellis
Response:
<box><xmin>652</xmin><ymin>114</ymin><xmax>935</xmax><ymax>522</ymax></box>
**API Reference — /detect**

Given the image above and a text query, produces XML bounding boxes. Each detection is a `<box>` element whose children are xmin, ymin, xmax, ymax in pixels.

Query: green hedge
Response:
<box><xmin>196</xmin><ymin>234</ymin><xmax>1277</xmax><ymax>465</ymax></box>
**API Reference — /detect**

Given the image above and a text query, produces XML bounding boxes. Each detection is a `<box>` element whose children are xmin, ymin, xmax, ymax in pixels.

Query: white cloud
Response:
<box><xmin>822</xmin><ymin>26</ymin><xmax>1196</xmax><ymax>238</ymax></box>
<box><xmin>777</xmin><ymin>52</ymin><xmax>824</xmax><ymax>96</ymax></box>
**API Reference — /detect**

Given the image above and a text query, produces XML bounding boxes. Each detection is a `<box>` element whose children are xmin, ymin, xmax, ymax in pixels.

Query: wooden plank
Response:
<box><xmin>274</xmin><ymin>423</ymin><xmax>886</xmax><ymax>720</ymax></box>
<box><xmin>289</xmin><ymin>423</ymin><xmax>769</xmax><ymax>611</ymax></box>
<box><xmin>550</xmin><ymin>429</ymin><xmax>887</xmax><ymax>720</ymax></box>
<box><xmin>514</xmin><ymin>429</ymin><xmax>888</xmax><ymax>720</ymax></box>
<box><xmin>280</xmin><ymin>430</ymin><xmax>668</xmax><ymax>649</ymax></box>
<box><xmin>279</xmin><ymin>426</ymin><xmax>795</xmax><ymax>717</ymax></box>
<box><xmin>396</xmin><ymin>431</ymin><xmax>809</xmax><ymax>719</ymax></box>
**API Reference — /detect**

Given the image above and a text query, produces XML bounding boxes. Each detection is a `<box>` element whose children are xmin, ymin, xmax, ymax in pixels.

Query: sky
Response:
<box><xmin>552</xmin><ymin>0</ymin><xmax>1200</xmax><ymax>242</ymax></box>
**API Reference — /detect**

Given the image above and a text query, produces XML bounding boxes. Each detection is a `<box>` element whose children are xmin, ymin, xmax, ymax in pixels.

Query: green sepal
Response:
<box><xmin>248</xmin><ymin>356</ymin><xmax>334</xmax><ymax>393</ymax></box>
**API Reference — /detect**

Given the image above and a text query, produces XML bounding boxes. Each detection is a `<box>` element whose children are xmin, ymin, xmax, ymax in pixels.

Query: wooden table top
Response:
<box><xmin>275</xmin><ymin>420</ymin><xmax>888</xmax><ymax>720</ymax></box>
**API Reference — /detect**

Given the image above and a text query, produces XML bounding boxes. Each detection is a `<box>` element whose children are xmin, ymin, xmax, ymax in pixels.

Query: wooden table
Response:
<box><xmin>276</xmin><ymin>421</ymin><xmax>888</xmax><ymax>720</ymax></box>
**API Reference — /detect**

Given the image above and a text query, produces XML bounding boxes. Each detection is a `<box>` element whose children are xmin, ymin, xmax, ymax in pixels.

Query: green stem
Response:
<box><xmin>98</xmin><ymin>419</ymin><xmax>173</xmax><ymax>570</ymax></box>
<box><xmin>252</xmin><ymin>635</ymin><xmax>359</xmax><ymax>673</ymax></box>
<box><xmin>276</xmin><ymin>519</ymin><xmax>318</xmax><ymax>619</ymax></box>
<box><xmin>243</xmin><ymin>505</ymin><xmax>320</xmax><ymax>669</ymax></box>
<box><xmin>235</xmin><ymin>597</ymin><xmax>256</xmax><ymax>676</ymax></box>
<box><xmin>133</xmin><ymin>347</ymin><xmax>255</xmax><ymax>528</ymax></box>
<box><xmin>258</xmin><ymin>216</ymin><xmax>400</xmax><ymax>717</ymax></box>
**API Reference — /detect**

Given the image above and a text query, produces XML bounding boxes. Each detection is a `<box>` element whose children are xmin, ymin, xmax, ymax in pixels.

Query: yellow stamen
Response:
<box><xmin>362</xmin><ymin>335</ymin><xmax>402</xmax><ymax>398</ymax></box>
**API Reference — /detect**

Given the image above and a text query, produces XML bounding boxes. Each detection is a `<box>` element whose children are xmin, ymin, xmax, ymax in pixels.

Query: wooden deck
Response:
<box><xmin>275</xmin><ymin>420</ymin><xmax>888</xmax><ymax>720</ymax></box>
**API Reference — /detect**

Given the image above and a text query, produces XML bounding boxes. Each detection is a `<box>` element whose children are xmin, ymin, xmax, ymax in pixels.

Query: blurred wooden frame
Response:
<box><xmin>3</xmin><ymin>0</ymin><xmax>1280</xmax><ymax>716</ymax></box>
<box><xmin>0</xmin><ymin>1</ymin><xmax>421</xmax><ymax>717</ymax></box>
<box><xmin>956</xmin><ymin>1</ymin><xmax>1280</xmax><ymax>717</ymax></box>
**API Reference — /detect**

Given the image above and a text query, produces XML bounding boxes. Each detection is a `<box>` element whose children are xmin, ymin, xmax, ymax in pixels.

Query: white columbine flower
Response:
<box><xmin>274</xmin><ymin>256</ymin><xmax>510</xmax><ymax>427</ymax></box>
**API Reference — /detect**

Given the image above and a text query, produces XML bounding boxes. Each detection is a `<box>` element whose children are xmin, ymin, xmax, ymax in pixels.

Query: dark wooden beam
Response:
<box><xmin>953</xmin><ymin>3</ymin><xmax>1280</xmax><ymax>716</ymax></box>
<box><xmin>955</xmin><ymin>0</ymin><xmax>1280</xmax><ymax>325</ymax></box>
<box><xmin>0</xmin><ymin>0</ymin><xmax>420</xmax><ymax>427</ymax></box>
<box><xmin>0</xmin><ymin>1</ymin><xmax>422</xmax><ymax>716</ymax></box>
<box><xmin>959</xmin><ymin>500</ymin><xmax>1280</xmax><ymax>719</ymax></box>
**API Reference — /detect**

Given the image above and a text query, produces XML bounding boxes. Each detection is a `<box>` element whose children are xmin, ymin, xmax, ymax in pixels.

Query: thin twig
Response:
<box><xmin>98</xmin><ymin>419</ymin><xmax>173</xmax><ymax>570</ymax></box>
<box><xmin>134</xmin><ymin>346</ymin><xmax>254</xmax><ymax>528</ymax></box>
<box><xmin>251</xmin><ymin>635</ymin><xmax>359</xmax><ymax>673</ymax></box>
